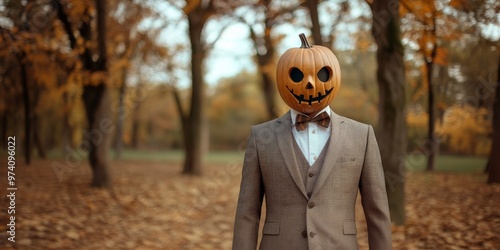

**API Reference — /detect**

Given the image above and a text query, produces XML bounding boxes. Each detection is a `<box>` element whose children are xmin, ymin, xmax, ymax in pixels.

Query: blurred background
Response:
<box><xmin>0</xmin><ymin>0</ymin><xmax>499</xmax><ymax>249</ymax></box>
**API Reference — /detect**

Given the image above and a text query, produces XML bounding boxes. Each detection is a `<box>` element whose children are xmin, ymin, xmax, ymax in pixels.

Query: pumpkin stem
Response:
<box><xmin>299</xmin><ymin>33</ymin><xmax>311</xmax><ymax>48</ymax></box>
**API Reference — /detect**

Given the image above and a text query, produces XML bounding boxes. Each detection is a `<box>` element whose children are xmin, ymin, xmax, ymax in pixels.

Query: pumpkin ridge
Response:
<box><xmin>300</xmin><ymin>49</ymin><xmax>306</xmax><ymax>98</ymax></box>
<box><xmin>295</xmin><ymin>49</ymin><xmax>303</xmax><ymax>85</ymax></box>
<box><xmin>318</xmin><ymin>49</ymin><xmax>326</xmax><ymax>95</ymax></box>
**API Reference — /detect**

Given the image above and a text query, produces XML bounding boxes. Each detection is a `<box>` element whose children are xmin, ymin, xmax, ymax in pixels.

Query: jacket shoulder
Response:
<box><xmin>253</xmin><ymin>117</ymin><xmax>280</xmax><ymax>129</ymax></box>
<box><xmin>338</xmin><ymin>114</ymin><xmax>372</xmax><ymax>133</ymax></box>
<box><xmin>251</xmin><ymin>113</ymin><xmax>289</xmax><ymax>132</ymax></box>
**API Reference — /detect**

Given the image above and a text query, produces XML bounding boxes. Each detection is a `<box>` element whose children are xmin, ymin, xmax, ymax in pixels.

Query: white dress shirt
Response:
<box><xmin>290</xmin><ymin>106</ymin><xmax>332</xmax><ymax>166</ymax></box>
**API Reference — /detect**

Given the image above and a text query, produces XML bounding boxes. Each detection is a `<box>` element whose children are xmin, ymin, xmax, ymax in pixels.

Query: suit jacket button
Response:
<box><xmin>308</xmin><ymin>202</ymin><xmax>315</xmax><ymax>208</ymax></box>
<box><xmin>308</xmin><ymin>172</ymin><xmax>314</xmax><ymax>177</ymax></box>
<box><xmin>302</xmin><ymin>230</ymin><xmax>308</xmax><ymax>238</ymax></box>
<box><xmin>309</xmin><ymin>231</ymin><xmax>316</xmax><ymax>237</ymax></box>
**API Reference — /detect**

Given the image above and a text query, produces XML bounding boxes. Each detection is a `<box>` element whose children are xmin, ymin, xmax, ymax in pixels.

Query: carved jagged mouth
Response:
<box><xmin>286</xmin><ymin>86</ymin><xmax>334</xmax><ymax>106</ymax></box>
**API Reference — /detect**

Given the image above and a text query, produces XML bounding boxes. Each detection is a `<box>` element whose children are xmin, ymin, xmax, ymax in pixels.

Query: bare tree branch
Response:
<box><xmin>400</xmin><ymin>0</ymin><xmax>431</xmax><ymax>26</ymax></box>
<box><xmin>55</xmin><ymin>0</ymin><xmax>76</xmax><ymax>49</ymax></box>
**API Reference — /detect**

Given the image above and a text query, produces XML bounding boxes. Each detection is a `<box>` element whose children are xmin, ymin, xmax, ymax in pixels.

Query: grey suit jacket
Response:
<box><xmin>232</xmin><ymin>111</ymin><xmax>392</xmax><ymax>250</ymax></box>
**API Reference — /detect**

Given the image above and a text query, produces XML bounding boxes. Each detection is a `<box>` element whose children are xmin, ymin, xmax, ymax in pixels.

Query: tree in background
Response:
<box><xmin>180</xmin><ymin>0</ymin><xmax>217</xmax><ymax>175</ymax></box>
<box><xmin>235</xmin><ymin>0</ymin><xmax>301</xmax><ymax>119</ymax></box>
<box><xmin>57</xmin><ymin>0</ymin><xmax>112</xmax><ymax>187</ymax></box>
<box><xmin>401</xmin><ymin>0</ymin><xmax>439</xmax><ymax>171</ymax></box>
<box><xmin>176</xmin><ymin>0</ymin><xmax>243</xmax><ymax>175</ymax></box>
<box><xmin>107</xmin><ymin>0</ymin><xmax>154</xmax><ymax>159</ymax></box>
<box><xmin>400</xmin><ymin>0</ymin><xmax>500</xmax><ymax>170</ymax></box>
<box><xmin>400</xmin><ymin>0</ymin><xmax>453</xmax><ymax>171</ymax></box>
<box><xmin>85</xmin><ymin>0</ymin><xmax>111</xmax><ymax>187</ymax></box>
<box><xmin>0</xmin><ymin>1</ymin><xmax>34</xmax><ymax>164</ymax></box>
<box><xmin>446</xmin><ymin>0</ymin><xmax>500</xmax><ymax>180</ymax></box>
<box><xmin>367</xmin><ymin>0</ymin><xmax>407</xmax><ymax>225</ymax></box>
<box><xmin>488</xmin><ymin>53</ymin><xmax>500</xmax><ymax>183</ymax></box>
<box><xmin>306</xmin><ymin>0</ymin><xmax>349</xmax><ymax>48</ymax></box>
<box><xmin>0</xmin><ymin>0</ymin><xmax>69</xmax><ymax>163</ymax></box>
<box><xmin>306</xmin><ymin>0</ymin><xmax>323</xmax><ymax>45</ymax></box>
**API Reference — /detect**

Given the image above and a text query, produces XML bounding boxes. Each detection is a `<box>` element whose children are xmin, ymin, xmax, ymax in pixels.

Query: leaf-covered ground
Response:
<box><xmin>0</xmin><ymin>159</ymin><xmax>499</xmax><ymax>249</ymax></box>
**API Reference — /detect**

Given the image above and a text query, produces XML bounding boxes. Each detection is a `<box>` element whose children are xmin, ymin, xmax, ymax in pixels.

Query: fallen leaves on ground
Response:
<box><xmin>0</xmin><ymin>159</ymin><xmax>499</xmax><ymax>249</ymax></box>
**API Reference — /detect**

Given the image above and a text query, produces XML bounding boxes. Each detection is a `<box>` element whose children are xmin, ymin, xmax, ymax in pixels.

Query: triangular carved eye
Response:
<box><xmin>290</xmin><ymin>67</ymin><xmax>304</xmax><ymax>83</ymax></box>
<box><xmin>317</xmin><ymin>66</ymin><xmax>331</xmax><ymax>82</ymax></box>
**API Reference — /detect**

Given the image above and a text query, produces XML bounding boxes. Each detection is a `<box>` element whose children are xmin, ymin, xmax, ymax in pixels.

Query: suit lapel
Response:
<box><xmin>276</xmin><ymin>111</ymin><xmax>308</xmax><ymax>199</ymax></box>
<box><xmin>311</xmin><ymin>111</ymin><xmax>345</xmax><ymax>196</ymax></box>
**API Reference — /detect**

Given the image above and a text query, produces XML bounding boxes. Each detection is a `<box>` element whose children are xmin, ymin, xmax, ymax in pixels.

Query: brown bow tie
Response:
<box><xmin>295</xmin><ymin>111</ymin><xmax>331</xmax><ymax>131</ymax></box>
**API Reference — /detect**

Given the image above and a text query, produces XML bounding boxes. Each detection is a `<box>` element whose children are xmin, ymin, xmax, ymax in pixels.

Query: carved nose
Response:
<box><xmin>306</xmin><ymin>82</ymin><xmax>314</xmax><ymax>89</ymax></box>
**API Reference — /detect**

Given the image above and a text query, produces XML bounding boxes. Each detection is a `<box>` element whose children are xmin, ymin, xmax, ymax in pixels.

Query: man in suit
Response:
<box><xmin>232</xmin><ymin>34</ymin><xmax>392</xmax><ymax>250</ymax></box>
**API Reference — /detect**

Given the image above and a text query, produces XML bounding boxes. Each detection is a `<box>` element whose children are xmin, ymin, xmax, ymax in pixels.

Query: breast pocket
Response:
<box><xmin>262</xmin><ymin>222</ymin><xmax>280</xmax><ymax>235</ymax></box>
<box><xmin>335</xmin><ymin>156</ymin><xmax>363</xmax><ymax>193</ymax></box>
<box><xmin>340</xmin><ymin>156</ymin><xmax>361</xmax><ymax>167</ymax></box>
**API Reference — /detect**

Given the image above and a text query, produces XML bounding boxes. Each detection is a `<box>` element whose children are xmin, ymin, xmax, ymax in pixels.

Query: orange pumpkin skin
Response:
<box><xmin>276</xmin><ymin>34</ymin><xmax>341</xmax><ymax>115</ymax></box>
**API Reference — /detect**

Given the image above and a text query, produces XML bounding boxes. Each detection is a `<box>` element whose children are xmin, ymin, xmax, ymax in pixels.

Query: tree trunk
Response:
<box><xmin>131</xmin><ymin>112</ymin><xmax>140</xmax><ymax>149</ymax></box>
<box><xmin>33</xmin><ymin>114</ymin><xmax>46</xmax><ymax>159</ymax></box>
<box><xmin>82</xmin><ymin>85</ymin><xmax>112</xmax><ymax>188</ymax></box>
<box><xmin>172</xmin><ymin>86</ymin><xmax>189</xmax><ymax>154</ymax></box>
<box><xmin>130</xmin><ymin>81</ymin><xmax>142</xmax><ymax>149</ymax></box>
<box><xmin>369</xmin><ymin>0</ymin><xmax>407</xmax><ymax>225</ymax></box>
<box><xmin>114</xmin><ymin>68</ymin><xmax>127</xmax><ymax>159</ymax></box>
<box><xmin>31</xmin><ymin>83</ymin><xmax>46</xmax><ymax>159</ymax></box>
<box><xmin>46</xmin><ymin>114</ymin><xmax>57</xmax><ymax>149</ymax></box>
<box><xmin>426</xmin><ymin>60</ymin><xmax>436</xmax><ymax>171</ymax></box>
<box><xmin>19</xmin><ymin>53</ymin><xmax>31</xmax><ymax>165</ymax></box>
<box><xmin>62</xmin><ymin>113</ymin><xmax>74</xmax><ymax>150</ymax></box>
<box><xmin>487</xmin><ymin>54</ymin><xmax>500</xmax><ymax>183</ymax></box>
<box><xmin>425</xmin><ymin>15</ymin><xmax>438</xmax><ymax>172</ymax></box>
<box><xmin>182</xmin><ymin>14</ymin><xmax>207</xmax><ymax>175</ymax></box>
<box><xmin>62</xmin><ymin>92</ymin><xmax>75</xmax><ymax>152</ymax></box>
<box><xmin>59</xmin><ymin>0</ymin><xmax>111</xmax><ymax>186</ymax></box>
<box><xmin>249</xmin><ymin>24</ymin><xmax>278</xmax><ymax>119</ymax></box>
<box><xmin>1</xmin><ymin>111</ymin><xmax>7</xmax><ymax>150</ymax></box>
<box><xmin>79</xmin><ymin>0</ymin><xmax>112</xmax><ymax>188</ymax></box>
<box><xmin>260</xmin><ymin>72</ymin><xmax>278</xmax><ymax>119</ymax></box>
<box><xmin>306</xmin><ymin>0</ymin><xmax>324</xmax><ymax>46</ymax></box>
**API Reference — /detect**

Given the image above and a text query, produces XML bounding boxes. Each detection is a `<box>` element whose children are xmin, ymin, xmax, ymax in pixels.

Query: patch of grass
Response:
<box><xmin>46</xmin><ymin>149</ymin><xmax>245</xmax><ymax>164</ymax></box>
<box><xmin>405</xmin><ymin>154</ymin><xmax>487</xmax><ymax>173</ymax></box>
<box><xmin>119</xmin><ymin>149</ymin><xmax>185</xmax><ymax>162</ymax></box>
<box><xmin>119</xmin><ymin>149</ymin><xmax>245</xmax><ymax>163</ymax></box>
<box><xmin>119</xmin><ymin>150</ymin><xmax>246</xmax><ymax>163</ymax></box>
<box><xmin>205</xmin><ymin>151</ymin><xmax>246</xmax><ymax>163</ymax></box>
<box><xmin>47</xmin><ymin>149</ymin><xmax>487</xmax><ymax>173</ymax></box>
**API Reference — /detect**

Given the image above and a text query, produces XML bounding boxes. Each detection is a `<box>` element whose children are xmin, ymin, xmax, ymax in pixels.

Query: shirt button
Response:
<box><xmin>307</xmin><ymin>192</ymin><xmax>312</xmax><ymax>198</ymax></box>
<box><xmin>302</xmin><ymin>230</ymin><xmax>308</xmax><ymax>238</ymax></box>
<box><xmin>308</xmin><ymin>172</ymin><xmax>314</xmax><ymax>177</ymax></box>
<box><xmin>308</xmin><ymin>202</ymin><xmax>315</xmax><ymax>209</ymax></box>
<box><xmin>309</xmin><ymin>231</ymin><xmax>316</xmax><ymax>237</ymax></box>
<box><xmin>312</xmin><ymin>130</ymin><xmax>316</xmax><ymax>134</ymax></box>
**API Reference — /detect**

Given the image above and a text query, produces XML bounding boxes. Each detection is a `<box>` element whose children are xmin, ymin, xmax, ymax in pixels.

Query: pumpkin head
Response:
<box><xmin>276</xmin><ymin>33</ymin><xmax>341</xmax><ymax>115</ymax></box>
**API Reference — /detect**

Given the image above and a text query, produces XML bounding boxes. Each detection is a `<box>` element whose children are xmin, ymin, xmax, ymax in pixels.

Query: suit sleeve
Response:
<box><xmin>360</xmin><ymin>125</ymin><xmax>393</xmax><ymax>250</ymax></box>
<box><xmin>232</xmin><ymin>127</ymin><xmax>264</xmax><ymax>250</ymax></box>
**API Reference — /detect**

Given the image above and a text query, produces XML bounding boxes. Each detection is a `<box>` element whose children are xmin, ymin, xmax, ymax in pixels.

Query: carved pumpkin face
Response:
<box><xmin>276</xmin><ymin>34</ymin><xmax>341</xmax><ymax>115</ymax></box>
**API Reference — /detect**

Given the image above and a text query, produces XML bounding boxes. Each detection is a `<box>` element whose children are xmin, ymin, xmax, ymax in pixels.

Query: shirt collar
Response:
<box><xmin>290</xmin><ymin>106</ymin><xmax>331</xmax><ymax>126</ymax></box>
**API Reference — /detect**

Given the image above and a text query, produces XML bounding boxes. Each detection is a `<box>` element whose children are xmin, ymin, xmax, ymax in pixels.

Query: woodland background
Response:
<box><xmin>0</xmin><ymin>0</ymin><xmax>499</xmax><ymax>249</ymax></box>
